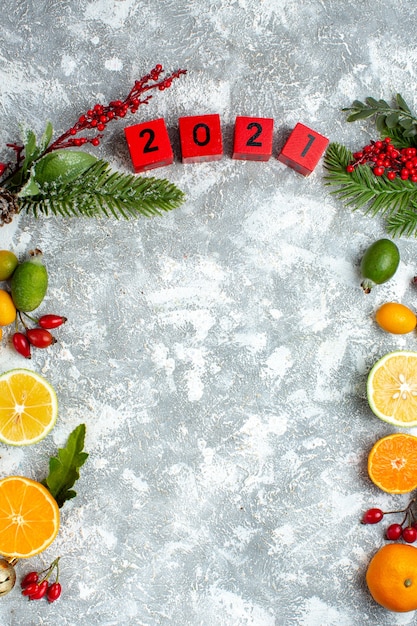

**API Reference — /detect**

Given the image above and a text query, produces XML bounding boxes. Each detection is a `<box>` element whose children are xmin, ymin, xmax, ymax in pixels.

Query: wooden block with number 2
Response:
<box><xmin>277</xmin><ymin>122</ymin><xmax>329</xmax><ymax>176</ymax></box>
<box><xmin>124</xmin><ymin>118</ymin><xmax>174</xmax><ymax>172</ymax></box>
<box><xmin>232</xmin><ymin>116</ymin><xmax>274</xmax><ymax>161</ymax></box>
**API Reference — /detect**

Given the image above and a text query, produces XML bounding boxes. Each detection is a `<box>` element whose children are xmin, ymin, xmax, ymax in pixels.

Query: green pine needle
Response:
<box><xmin>18</xmin><ymin>160</ymin><xmax>185</xmax><ymax>219</ymax></box>
<box><xmin>323</xmin><ymin>142</ymin><xmax>417</xmax><ymax>237</ymax></box>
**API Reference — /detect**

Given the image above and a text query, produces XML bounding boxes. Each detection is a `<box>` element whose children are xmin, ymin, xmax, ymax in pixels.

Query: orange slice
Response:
<box><xmin>0</xmin><ymin>476</ymin><xmax>59</xmax><ymax>558</ymax></box>
<box><xmin>368</xmin><ymin>433</ymin><xmax>417</xmax><ymax>493</ymax></box>
<box><xmin>0</xmin><ymin>369</ymin><xmax>58</xmax><ymax>445</ymax></box>
<box><xmin>367</xmin><ymin>351</ymin><xmax>417</xmax><ymax>427</ymax></box>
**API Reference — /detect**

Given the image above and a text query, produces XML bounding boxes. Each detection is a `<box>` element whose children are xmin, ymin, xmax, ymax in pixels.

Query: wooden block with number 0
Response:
<box><xmin>232</xmin><ymin>116</ymin><xmax>274</xmax><ymax>161</ymax></box>
<box><xmin>178</xmin><ymin>114</ymin><xmax>223</xmax><ymax>163</ymax></box>
<box><xmin>277</xmin><ymin>123</ymin><xmax>329</xmax><ymax>176</ymax></box>
<box><xmin>124</xmin><ymin>118</ymin><xmax>174</xmax><ymax>172</ymax></box>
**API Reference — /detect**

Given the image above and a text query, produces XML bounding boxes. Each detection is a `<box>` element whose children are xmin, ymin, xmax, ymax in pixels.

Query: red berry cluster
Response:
<box><xmin>21</xmin><ymin>558</ymin><xmax>61</xmax><ymax>603</ymax></box>
<box><xmin>46</xmin><ymin>65</ymin><xmax>187</xmax><ymax>152</ymax></box>
<box><xmin>346</xmin><ymin>137</ymin><xmax>417</xmax><ymax>181</ymax></box>
<box><xmin>362</xmin><ymin>499</ymin><xmax>417</xmax><ymax>543</ymax></box>
<box><xmin>12</xmin><ymin>313</ymin><xmax>67</xmax><ymax>359</ymax></box>
<box><xmin>0</xmin><ymin>65</ymin><xmax>186</xmax><ymax>181</ymax></box>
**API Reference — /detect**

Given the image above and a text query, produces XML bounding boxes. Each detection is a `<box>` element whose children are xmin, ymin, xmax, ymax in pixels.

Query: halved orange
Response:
<box><xmin>367</xmin><ymin>351</ymin><xmax>417</xmax><ymax>427</ymax></box>
<box><xmin>0</xmin><ymin>476</ymin><xmax>60</xmax><ymax>558</ymax></box>
<box><xmin>0</xmin><ymin>369</ymin><xmax>58</xmax><ymax>445</ymax></box>
<box><xmin>368</xmin><ymin>433</ymin><xmax>417</xmax><ymax>493</ymax></box>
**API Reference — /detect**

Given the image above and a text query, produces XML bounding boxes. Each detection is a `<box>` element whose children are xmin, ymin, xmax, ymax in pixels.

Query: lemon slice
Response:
<box><xmin>0</xmin><ymin>476</ymin><xmax>59</xmax><ymax>558</ymax></box>
<box><xmin>367</xmin><ymin>351</ymin><xmax>417</xmax><ymax>427</ymax></box>
<box><xmin>0</xmin><ymin>369</ymin><xmax>58</xmax><ymax>445</ymax></box>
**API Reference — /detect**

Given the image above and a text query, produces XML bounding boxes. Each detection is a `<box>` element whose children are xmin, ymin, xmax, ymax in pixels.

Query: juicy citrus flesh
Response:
<box><xmin>0</xmin><ymin>290</ymin><xmax>16</xmax><ymax>326</ymax></box>
<box><xmin>0</xmin><ymin>369</ymin><xmax>58</xmax><ymax>445</ymax></box>
<box><xmin>366</xmin><ymin>543</ymin><xmax>417</xmax><ymax>612</ymax></box>
<box><xmin>375</xmin><ymin>302</ymin><xmax>417</xmax><ymax>335</ymax></box>
<box><xmin>0</xmin><ymin>476</ymin><xmax>59</xmax><ymax>558</ymax></box>
<box><xmin>368</xmin><ymin>433</ymin><xmax>417</xmax><ymax>493</ymax></box>
<box><xmin>0</xmin><ymin>251</ymin><xmax>18</xmax><ymax>281</ymax></box>
<box><xmin>367</xmin><ymin>351</ymin><xmax>417</xmax><ymax>427</ymax></box>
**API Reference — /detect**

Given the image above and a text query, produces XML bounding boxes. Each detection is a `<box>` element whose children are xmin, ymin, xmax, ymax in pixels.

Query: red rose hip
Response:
<box><xmin>38</xmin><ymin>314</ymin><xmax>67</xmax><ymax>329</ymax></box>
<box><xmin>26</xmin><ymin>328</ymin><xmax>56</xmax><ymax>348</ymax></box>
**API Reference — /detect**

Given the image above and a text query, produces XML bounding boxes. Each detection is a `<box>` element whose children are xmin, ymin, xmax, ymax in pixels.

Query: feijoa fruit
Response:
<box><xmin>360</xmin><ymin>238</ymin><xmax>400</xmax><ymax>293</ymax></box>
<box><xmin>10</xmin><ymin>249</ymin><xmax>48</xmax><ymax>312</ymax></box>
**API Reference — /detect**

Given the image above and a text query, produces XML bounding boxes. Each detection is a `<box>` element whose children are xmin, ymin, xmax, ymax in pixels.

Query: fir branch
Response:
<box><xmin>323</xmin><ymin>142</ymin><xmax>417</xmax><ymax>237</ymax></box>
<box><xmin>386</xmin><ymin>204</ymin><xmax>417</xmax><ymax>238</ymax></box>
<box><xmin>18</xmin><ymin>160</ymin><xmax>185</xmax><ymax>219</ymax></box>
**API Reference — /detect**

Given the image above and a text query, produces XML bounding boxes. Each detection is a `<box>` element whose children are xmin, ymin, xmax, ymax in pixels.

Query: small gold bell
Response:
<box><xmin>0</xmin><ymin>557</ymin><xmax>17</xmax><ymax>596</ymax></box>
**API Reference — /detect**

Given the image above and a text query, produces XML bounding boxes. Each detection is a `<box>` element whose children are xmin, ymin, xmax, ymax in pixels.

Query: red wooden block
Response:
<box><xmin>178</xmin><ymin>114</ymin><xmax>223</xmax><ymax>163</ymax></box>
<box><xmin>232</xmin><ymin>116</ymin><xmax>274</xmax><ymax>161</ymax></box>
<box><xmin>124</xmin><ymin>118</ymin><xmax>173</xmax><ymax>172</ymax></box>
<box><xmin>277</xmin><ymin>122</ymin><xmax>329</xmax><ymax>176</ymax></box>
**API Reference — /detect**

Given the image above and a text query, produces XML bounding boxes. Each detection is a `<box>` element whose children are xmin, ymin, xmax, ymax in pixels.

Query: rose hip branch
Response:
<box><xmin>124</xmin><ymin>116</ymin><xmax>329</xmax><ymax>176</ymax></box>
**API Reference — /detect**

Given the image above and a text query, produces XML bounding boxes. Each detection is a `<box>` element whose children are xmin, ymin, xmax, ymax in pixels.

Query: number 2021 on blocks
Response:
<box><xmin>123</xmin><ymin>114</ymin><xmax>329</xmax><ymax>176</ymax></box>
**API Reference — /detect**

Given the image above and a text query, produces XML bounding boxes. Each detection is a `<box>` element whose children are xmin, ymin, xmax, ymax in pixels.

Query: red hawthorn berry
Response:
<box><xmin>46</xmin><ymin>582</ymin><xmax>62</xmax><ymax>603</ymax></box>
<box><xmin>26</xmin><ymin>328</ymin><xmax>56</xmax><ymax>348</ymax></box>
<box><xmin>21</xmin><ymin>571</ymin><xmax>39</xmax><ymax>589</ymax></box>
<box><xmin>38</xmin><ymin>314</ymin><xmax>67</xmax><ymax>329</ymax></box>
<box><xmin>12</xmin><ymin>332</ymin><xmax>31</xmax><ymax>358</ymax></box>
<box><xmin>28</xmin><ymin>580</ymin><xmax>48</xmax><ymax>600</ymax></box>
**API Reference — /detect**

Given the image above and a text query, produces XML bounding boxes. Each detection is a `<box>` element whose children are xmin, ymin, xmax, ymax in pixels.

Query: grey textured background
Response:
<box><xmin>2</xmin><ymin>1</ymin><xmax>417</xmax><ymax>625</ymax></box>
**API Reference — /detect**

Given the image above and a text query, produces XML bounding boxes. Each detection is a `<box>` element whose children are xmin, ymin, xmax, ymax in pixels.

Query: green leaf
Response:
<box><xmin>375</xmin><ymin>114</ymin><xmax>388</xmax><ymax>133</ymax></box>
<box><xmin>42</xmin><ymin>423</ymin><xmax>88</xmax><ymax>508</ymax></box>
<box><xmin>399</xmin><ymin>117</ymin><xmax>414</xmax><ymax>129</ymax></box>
<box><xmin>18</xmin><ymin>174</ymin><xmax>41</xmax><ymax>197</ymax></box>
<box><xmin>385</xmin><ymin>112</ymin><xmax>400</xmax><ymax>128</ymax></box>
<box><xmin>34</xmin><ymin>149</ymin><xmax>97</xmax><ymax>185</ymax></box>
<box><xmin>365</xmin><ymin>97</ymin><xmax>380</xmax><ymax>108</ymax></box>
<box><xmin>396</xmin><ymin>93</ymin><xmax>411</xmax><ymax>114</ymax></box>
<box><xmin>19</xmin><ymin>129</ymin><xmax>41</xmax><ymax>181</ymax></box>
<box><xmin>24</xmin><ymin>130</ymin><xmax>37</xmax><ymax>160</ymax></box>
<box><xmin>39</xmin><ymin>121</ymin><xmax>54</xmax><ymax>153</ymax></box>
<box><xmin>20</xmin><ymin>159</ymin><xmax>186</xmax><ymax>219</ymax></box>
<box><xmin>345</xmin><ymin>109</ymin><xmax>375</xmax><ymax>122</ymax></box>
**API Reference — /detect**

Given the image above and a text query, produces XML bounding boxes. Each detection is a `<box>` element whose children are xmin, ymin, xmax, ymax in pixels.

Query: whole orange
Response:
<box><xmin>375</xmin><ymin>302</ymin><xmax>417</xmax><ymax>334</ymax></box>
<box><xmin>0</xmin><ymin>290</ymin><xmax>16</xmax><ymax>326</ymax></box>
<box><xmin>366</xmin><ymin>543</ymin><xmax>417</xmax><ymax>612</ymax></box>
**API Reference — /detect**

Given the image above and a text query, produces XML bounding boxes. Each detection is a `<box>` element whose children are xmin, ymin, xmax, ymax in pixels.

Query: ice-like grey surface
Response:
<box><xmin>2</xmin><ymin>1</ymin><xmax>417</xmax><ymax>624</ymax></box>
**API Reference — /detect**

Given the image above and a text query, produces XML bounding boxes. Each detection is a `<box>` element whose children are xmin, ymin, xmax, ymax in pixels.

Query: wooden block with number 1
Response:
<box><xmin>124</xmin><ymin>118</ymin><xmax>174</xmax><ymax>173</ymax></box>
<box><xmin>277</xmin><ymin>122</ymin><xmax>329</xmax><ymax>176</ymax></box>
